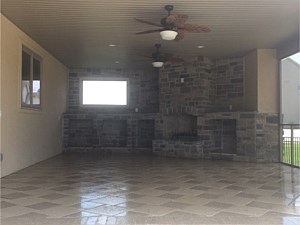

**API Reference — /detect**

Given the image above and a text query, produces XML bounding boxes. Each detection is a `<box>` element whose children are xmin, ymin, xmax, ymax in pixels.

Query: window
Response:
<box><xmin>81</xmin><ymin>79</ymin><xmax>128</xmax><ymax>106</ymax></box>
<box><xmin>21</xmin><ymin>46</ymin><xmax>41</xmax><ymax>109</ymax></box>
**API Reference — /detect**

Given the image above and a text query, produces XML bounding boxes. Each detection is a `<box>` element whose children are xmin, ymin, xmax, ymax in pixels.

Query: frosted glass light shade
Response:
<box><xmin>160</xmin><ymin>30</ymin><xmax>178</xmax><ymax>40</ymax></box>
<box><xmin>152</xmin><ymin>61</ymin><xmax>164</xmax><ymax>68</ymax></box>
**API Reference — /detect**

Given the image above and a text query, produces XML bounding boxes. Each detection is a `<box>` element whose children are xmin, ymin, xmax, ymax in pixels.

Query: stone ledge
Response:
<box><xmin>153</xmin><ymin>139</ymin><xmax>203</xmax><ymax>159</ymax></box>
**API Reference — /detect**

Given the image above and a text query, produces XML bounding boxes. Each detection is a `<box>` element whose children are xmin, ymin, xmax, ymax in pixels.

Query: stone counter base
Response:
<box><xmin>153</xmin><ymin>140</ymin><xmax>203</xmax><ymax>159</ymax></box>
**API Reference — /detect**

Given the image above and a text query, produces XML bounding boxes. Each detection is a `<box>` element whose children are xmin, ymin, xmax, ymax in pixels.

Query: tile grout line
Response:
<box><xmin>288</xmin><ymin>194</ymin><xmax>300</xmax><ymax>206</ymax></box>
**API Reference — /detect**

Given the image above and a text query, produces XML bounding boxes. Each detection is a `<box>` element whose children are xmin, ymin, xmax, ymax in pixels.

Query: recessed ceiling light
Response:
<box><xmin>109</xmin><ymin>44</ymin><xmax>117</xmax><ymax>47</ymax></box>
<box><xmin>115</xmin><ymin>61</ymin><xmax>119</xmax><ymax>64</ymax></box>
<box><xmin>197</xmin><ymin>45</ymin><xmax>204</xmax><ymax>49</ymax></box>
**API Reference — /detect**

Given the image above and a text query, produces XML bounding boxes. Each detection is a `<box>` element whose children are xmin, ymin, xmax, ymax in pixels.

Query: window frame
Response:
<box><xmin>20</xmin><ymin>45</ymin><xmax>42</xmax><ymax>111</ymax></box>
<box><xmin>79</xmin><ymin>77</ymin><xmax>129</xmax><ymax>108</ymax></box>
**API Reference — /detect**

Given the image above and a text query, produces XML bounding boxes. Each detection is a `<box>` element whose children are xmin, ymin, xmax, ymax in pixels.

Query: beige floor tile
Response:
<box><xmin>86</xmin><ymin>205</ymin><xmax>126</xmax><ymax>216</ymax></box>
<box><xmin>2</xmin><ymin>196</ymin><xmax>44</xmax><ymax>206</ymax></box>
<box><xmin>0</xmin><ymin>188</ymin><xmax>19</xmax><ymax>195</ymax></box>
<box><xmin>242</xmin><ymin>188</ymin><xmax>278</xmax><ymax>197</ymax></box>
<box><xmin>212</xmin><ymin>211</ymin><xmax>263</xmax><ymax>224</ymax></box>
<box><xmin>171</xmin><ymin>187</ymin><xmax>206</xmax><ymax>196</ymax></box>
<box><xmin>257</xmin><ymin>195</ymin><xmax>293</xmax><ymax>205</ymax></box>
<box><xmin>235</xmin><ymin>192</ymin><xmax>261</xmax><ymax>199</ymax></box>
<box><xmin>71</xmin><ymin>201</ymin><xmax>104</xmax><ymax>209</ymax></box>
<box><xmin>204</xmin><ymin>201</ymin><xmax>233</xmax><ymax>209</ymax></box>
<box><xmin>13</xmin><ymin>186</ymin><xmax>40</xmax><ymax>191</ymax></box>
<box><xmin>134</xmin><ymin>188</ymin><xmax>169</xmax><ymax>197</ymax></box>
<box><xmin>271</xmin><ymin>205</ymin><xmax>300</xmax><ymax>215</ymax></box>
<box><xmin>247</xmin><ymin>200</ymin><xmax>281</xmax><ymax>209</ymax></box>
<box><xmin>26</xmin><ymin>202</ymin><xmax>60</xmax><ymax>210</ymax></box>
<box><xmin>161</xmin><ymin>201</ymin><xmax>192</xmax><ymax>209</ymax></box>
<box><xmin>225</xmin><ymin>184</ymin><xmax>247</xmax><ymax>191</ymax></box>
<box><xmin>40</xmin><ymin>205</ymin><xmax>81</xmax><ymax>218</ymax></box>
<box><xmin>207</xmin><ymin>187</ymin><xmax>242</xmax><ymax>196</ymax></box>
<box><xmin>1</xmin><ymin>201</ymin><xmax>16</xmax><ymax>208</ymax></box>
<box><xmin>1</xmin><ymin>206</ymin><xmax>35</xmax><ymax>218</ymax></box>
<box><xmin>158</xmin><ymin>193</ymin><xmax>184</xmax><ymax>199</ymax></box>
<box><xmin>39</xmin><ymin>193</ymin><xmax>69</xmax><ymax>200</ymax></box>
<box><xmin>217</xmin><ymin>196</ymin><xmax>253</xmax><ymax>206</ymax></box>
<box><xmin>197</xmin><ymin>193</ymin><xmax>222</xmax><ymax>199</ymax></box>
<box><xmin>130</xmin><ymin>204</ymin><xmax>175</xmax><ymax>216</ymax></box>
<box><xmin>92</xmin><ymin>196</ymin><xmax>126</xmax><ymax>205</ymax></box>
<box><xmin>133</xmin><ymin>196</ymin><xmax>170</xmax><ymax>205</ymax></box>
<box><xmin>181</xmin><ymin>205</ymin><xmax>222</xmax><ymax>216</ymax></box>
<box><xmin>1</xmin><ymin>192</ymin><xmax>30</xmax><ymax>200</ymax></box>
<box><xmin>175</xmin><ymin>195</ymin><xmax>212</xmax><ymax>205</ymax></box>
<box><xmin>117</xmin><ymin>200</ymin><xmax>146</xmax><ymax>209</ymax></box>
<box><xmin>190</xmin><ymin>185</ymin><xmax>212</xmax><ymax>191</ymax></box>
<box><xmin>1</xmin><ymin>153</ymin><xmax>299</xmax><ymax>225</ymax></box>
<box><xmin>49</xmin><ymin>196</ymin><xmax>83</xmax><ymax>205</ymax></box>
<box><xmin>155</xmin><ymin>185</ymin><xmax>179</xmax><ymax>191</ymax></box>
<box><xmin>120</xmin><ymin>193</ymin><xmax>144</xmax><ymax>200</ymax></box>
<box><xmin>64</xmin><ymin>211</ymin><xmax>99</xmax><ymax>218</ymax></box>
<box><xmin>222</xmin><ymin>205</ymin><xmax>270</xmax><ymax>217</ymax></box>
<box><xmin>115</xmin><ymin>210</ymin><xmax>148</xmax><ymax>217</ymax></box>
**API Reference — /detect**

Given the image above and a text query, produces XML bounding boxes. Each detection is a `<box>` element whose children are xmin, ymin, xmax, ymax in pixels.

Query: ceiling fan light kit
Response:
<box><xmin>152</xmin><ymin>61</ymin><xmax>164</xmax><ymax>68</ymax></box>
<box><xmin>160</xmin><ymin>30</ymin><xmax>178</xmax><ymax>40</ymax></box>
<box><xmin>147</xmin><ymin>43</ymin><xmax>184</xmax><ymax>68</ymax></box>
<box><xmin>135</xmin><ymin>5</ymin><xmax>210</xmax><ymax>42</ymax></box>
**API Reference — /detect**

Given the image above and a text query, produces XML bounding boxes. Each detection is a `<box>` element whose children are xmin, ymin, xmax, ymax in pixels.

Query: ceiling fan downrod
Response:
<box><xmin>164</xmin><ymin>5</ymin><xmax>174</xmax><ymax>16</ymax></box>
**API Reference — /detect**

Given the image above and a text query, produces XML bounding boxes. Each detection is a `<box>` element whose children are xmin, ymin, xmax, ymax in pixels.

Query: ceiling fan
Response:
<box><xmin>135</xmin><ymin>5</ymin><xmax>211</xmax><ymax>41</ymax></box>
<box><xmin>147</xmin><ymin>44</ymin><xmax>184</xmax><ymax>68</ymax></box>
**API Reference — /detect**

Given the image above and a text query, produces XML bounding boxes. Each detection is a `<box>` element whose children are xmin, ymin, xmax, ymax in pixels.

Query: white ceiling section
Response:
<box><xmin>1</xmin><ymin>0</ymin><xmax>299</xmax><ymax>69</ymax></box>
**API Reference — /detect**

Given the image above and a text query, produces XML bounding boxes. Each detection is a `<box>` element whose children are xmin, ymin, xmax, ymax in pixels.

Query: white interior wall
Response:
<box><xmin>1</xmin><ymin>15</ymin><xmax>69</xmax><ymax>177</ymax></box>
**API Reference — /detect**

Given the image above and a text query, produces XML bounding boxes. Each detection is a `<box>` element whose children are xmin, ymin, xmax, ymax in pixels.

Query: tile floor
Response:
<box><xmin>1</xmin><ymin>153</ymin><xmax>300</xmax><ymax>225</ymax></box>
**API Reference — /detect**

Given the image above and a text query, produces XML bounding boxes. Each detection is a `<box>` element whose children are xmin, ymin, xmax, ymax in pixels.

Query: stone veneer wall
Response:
<box><xmin>197</xmin><ymin>112</ymin><xmax>279</xmax><ymax>162</ymax></box>
<box><xmin>153</xmin><ymin>140</ymin><xmax>203</xmax><ymax>159</ymax></box>
<box><xmin>255</xmin><ymin>113</ymin><xmax>280</xmax><ymax>161</ymax></box>
<box><xmin>68</xmin><ymin>68</ymin><xmax>158</xmax><ymax>113</ymax></box>
<box><xmin>63</xmin><ymin>112</ymin><xmax>156</xmax><ymax>153</ymax></box>
<box><xmin>159</xmin><ymin>57</ymin><xmax>215</xmax><ymax>115</ymax></box>
<box><xmin>153</xmin><ymin>112</ymin><xmax>279</xmax><ymax>162</ymax></box>
<box><xmin>64</xmin><ymin>68</ymin><xmax>159</xmax><ymax>152</ymax></box>
<box><xmin>159</xmin><ymin>56</ymin><xmax>245</xmax><ymax>114</ymax></box>
<box><xmin>214</xmin><ymin>58</ymin><xmax>244</xmax><ymax>111</ymax></box>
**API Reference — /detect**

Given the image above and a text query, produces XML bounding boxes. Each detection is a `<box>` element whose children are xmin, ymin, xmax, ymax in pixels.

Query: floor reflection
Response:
<box><xmin>1</xmin><ymin>153</ymin><xmax>299</xmax><ymax>225</ymax></box>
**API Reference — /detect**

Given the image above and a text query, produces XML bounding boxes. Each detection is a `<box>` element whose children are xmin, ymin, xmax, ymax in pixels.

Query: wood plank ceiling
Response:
<box><xmin>1</xmin><ymin>0</ymin><xmax>299</xmax><ymax>69</ymax></box>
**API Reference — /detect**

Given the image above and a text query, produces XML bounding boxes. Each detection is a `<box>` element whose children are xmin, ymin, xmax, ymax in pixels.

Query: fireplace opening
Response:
<box><xmin>212</xmin><ymin>119</ymin><xmax>237</xmax><ymax>154</ymax></box>
<box><xmin>163</xmin><ymin>115</ymin><xmax>197</xmax><ymax>140</ymax></box>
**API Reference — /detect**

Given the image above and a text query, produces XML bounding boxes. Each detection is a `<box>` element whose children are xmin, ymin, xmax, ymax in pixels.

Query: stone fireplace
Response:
<box><xmin>153</xmin><ymin>111</ymin><xmax>279</xmax><ymax>162</ymax></box>
<box><xmin>63</xmin><ymin>50</ymin><xmax>280</xmax><ymax>162</ymax></box>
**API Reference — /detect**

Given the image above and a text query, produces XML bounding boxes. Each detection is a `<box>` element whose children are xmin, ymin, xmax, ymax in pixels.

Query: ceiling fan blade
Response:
<box><xmin>166</xmin><ymin>14</ymin><xmax>189</xmax><ymax>27</ymax></box>
<box><xmin>182</xmin><ymin>23</ymin><xmax>211</xmax><ymax>33</ymax></box>
<box><xmin>135</xmin><ymin>29</ymin><xmax>162</xmax><ymax>35</ymax></box>
<box><xmin>162</xmin><ymin>53</ymin><xmax>185</xmax><ymax>63</ymax></box>
<box><xmin>174</xmin><ymin>29</ymin><xmax>185</xmax><ymax>41</ymax></box>
<box><xmin>162</xmin><ymin>53</ymin><xmax>173</xmax><ymax>60</ymax></box>
<box><xmin>168</xmin><ymin>57</ymin><xmax>185</xmax><ymax>63</ymax></box>
<box><xmin>139</xmin><ymin>54</ymin><xmax>153</xmax><ymax>59</ymax></box>
<box><xmin>169</xmin><ymin>58</ymin><xmax>185</xmax><ymax>63</ymax></box>
<box><xmin>135</xmin><ymin>18</ymin><xmax>162</xmax><ymax>27</ymax></box>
